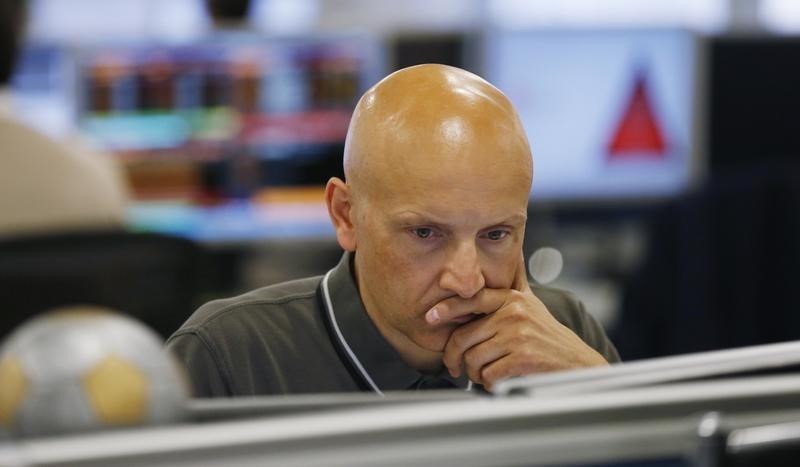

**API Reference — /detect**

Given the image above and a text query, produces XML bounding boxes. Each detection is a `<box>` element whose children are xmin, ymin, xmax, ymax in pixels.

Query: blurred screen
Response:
<box><xmin>484</xmin><ymin>28</ymin><xmax>700</xmax><ymax>202</ymax></box>
<box><xmin>73</xmin><ymin>35</ymin><xmax>380</xmax><ymax>241</ymax></box>
<box><xmin>8</xmin><ymin>43</ymin><xmax>77</xmax><ymax>137</ymax></box>
<box><xmin>8</xmin><ymin>2</ymin><xmax>381</xmax><ymax>242</ymax></box>
<box><xmin>26</xmin><ymin>0</ymin><xmax>210</xmax><ymax>44</ymax></box>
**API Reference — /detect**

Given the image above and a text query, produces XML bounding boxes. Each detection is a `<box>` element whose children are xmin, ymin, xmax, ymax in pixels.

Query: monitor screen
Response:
<box><xmin>7</xmin><ymin>32</ymin><xmax>381</xmax><ymax>242</ymax></box>
<box><xmin>71</xmin><ymin>35</ymin><xmax>382</xmax><ymax>241</ymax></box>
<box><xmin>483</xmin><ymin>28</ymin><xmax>701</xmax><ymax>202</ymax></box>
<box><xmin>25</xmin><ymin>0</ymin><xmax>211</xmax><ymax>44</ymax></box>
<box><xmin>8</xmin><ymin>42</ymin><xmax>77</xmax><ymax>138</ymax></box>
<box><xmin>493</xmin><ymin>340</ymin><xmax>800</xmax><ymax>397</ymax></box>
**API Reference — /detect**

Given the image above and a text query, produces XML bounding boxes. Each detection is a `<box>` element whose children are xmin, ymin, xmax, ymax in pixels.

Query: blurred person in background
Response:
<box><xmin>0</xmin><ymin>0</ymin><xmax>128</xmax><ymax>237</ymax></box>
<box><xmin>168</xmin><ymin>64</ymin><xmax>619</xmax><ymax>397</ymax></box>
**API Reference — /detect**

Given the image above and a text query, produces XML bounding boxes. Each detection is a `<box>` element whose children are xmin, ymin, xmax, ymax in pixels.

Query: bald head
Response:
<box><xmin>326</xmin><ymin>65</ymin><xmax>535</xmax><ymax>364</ymax></box>
<box><xmin>343</xmin><ymin>64</ymin><xmax>532</xmax><ymax>200</ymax></box>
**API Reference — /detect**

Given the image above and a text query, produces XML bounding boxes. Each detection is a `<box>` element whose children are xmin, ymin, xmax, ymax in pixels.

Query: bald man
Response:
<box><xmin>167</xmin><ymin>65</ymin><xmax>619</xmax><ymax>397</ymax></box>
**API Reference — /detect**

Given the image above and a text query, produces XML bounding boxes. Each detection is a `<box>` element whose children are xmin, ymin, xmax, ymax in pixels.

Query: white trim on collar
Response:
<box><xmin>321</xmin><ymin>269</ymin><xmax>384</xmax><ymax>395</ymax></box>
<box><xmin>321</xmin><ymin>267</ymin><xmax>475</xmax><ymax>394</ymax></box>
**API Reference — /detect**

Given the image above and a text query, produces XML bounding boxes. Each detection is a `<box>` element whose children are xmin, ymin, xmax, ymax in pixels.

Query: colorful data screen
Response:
<box><xmin>484</xmin><ymin>29</ymin><xmax>700</xmax><ymax>201</ymax></box>
<box><xmin>8</xmin><ymin>43</ymin><xmax>77</xmax><ymax>138</ymax></box>
<box><xmin>76</xmin><ymin>35</ymin><xmax>380</xmax><ymax>198</ymax></box>
<box><xmin>71</xmin><ymin>35</ymin><xmax>381</xmax><ymax>241</ymax></box>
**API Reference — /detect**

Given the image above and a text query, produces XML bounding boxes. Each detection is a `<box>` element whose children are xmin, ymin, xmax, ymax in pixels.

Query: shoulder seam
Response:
<box><xmin>187</xmin><ymin>289</ymin><xmax>318</xmax><ymax>329</ymax></box>
<box><xmin>174</xmin><ymin>329</ymin><xmax>236</xmax><ymax>396</ymax></box>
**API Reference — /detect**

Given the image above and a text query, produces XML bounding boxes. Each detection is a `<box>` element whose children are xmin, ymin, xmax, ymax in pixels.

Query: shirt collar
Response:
<box><xmin>325</xmin><ymin>251</ymin><xmax>471</xmax><ymax>392</ymax></box>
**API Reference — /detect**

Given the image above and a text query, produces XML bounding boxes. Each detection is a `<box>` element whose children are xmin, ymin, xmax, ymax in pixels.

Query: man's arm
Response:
<box><xmin>426</xmin><ymin>255</ymin><xmax>615</xmax><ymax>391</ymax></box>
<box><xmin>570</xmin><ymin>294</ymin><xmax>620</xmax><ymax>363</ymax></box>
<box><xmin>166</xmin><ymin>331</ymin><xmax>232</xmax><ymax>398</ymax></box>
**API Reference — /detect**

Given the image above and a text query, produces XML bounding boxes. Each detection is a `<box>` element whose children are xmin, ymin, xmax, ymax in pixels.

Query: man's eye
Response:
<box><xmin>486</xmin><ymin>230</ymin><xmax>508</xmax><ymax>241</ymax></box>
<box><xmin>412</xmin><ymin>228</ymin><xmax>434</xmax><ymax>239</ymax></box>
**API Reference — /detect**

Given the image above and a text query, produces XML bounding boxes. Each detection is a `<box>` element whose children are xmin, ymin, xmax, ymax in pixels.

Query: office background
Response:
<box><xmin>5</xmin><ymin>0</ymin><xmax>800</xmax><ymax>361</ymax></box>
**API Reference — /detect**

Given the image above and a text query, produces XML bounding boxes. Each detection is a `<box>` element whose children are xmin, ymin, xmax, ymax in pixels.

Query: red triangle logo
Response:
<box><xmin>607</xmin><ymin>73</ymin><xmax>666</xmax><ymax>159</ymax></box>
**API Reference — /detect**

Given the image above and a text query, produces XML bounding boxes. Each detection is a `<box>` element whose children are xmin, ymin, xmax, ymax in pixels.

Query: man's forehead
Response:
<box><xmin>351</xmin><ymin>146</ymin><xmax>532</xmax><ymax>215</ymax></box>
<box><xmin>370</xmin><ymin>169</ymin><xmax>530</xmax><ymax>220</ymax></box>
<box><xmin>383</xmin><ymin>148</ymin><xmax>530</xmax><ymax>186</ymax></box>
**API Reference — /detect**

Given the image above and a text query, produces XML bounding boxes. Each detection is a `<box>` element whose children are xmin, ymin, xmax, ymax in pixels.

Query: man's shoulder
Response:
<box><xmin>532</xmin><ymin>283</ymin><xmax>580</xmax><ymax>309</ymax></box>
<box><xmin>532</xmin><ymin>283</ymin><xmax>621</xmax><ymax>363</ymax></box>
<box><xmin>531</xmin><ymin>283</ymin><xmax>592</xmax><ymax>332</ymax></box>
<box><xmin>177</xmin><ymin>275</ymin><xmax>323</xmax><ymax>332</ymax></box>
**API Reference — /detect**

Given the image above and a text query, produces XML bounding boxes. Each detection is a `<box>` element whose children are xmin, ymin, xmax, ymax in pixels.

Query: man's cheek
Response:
<box><xmin>483</xmin><ymin>263</ymin><xmax>519</xmax><ymax>289</ymax></box>
<box><xmin>415</xmin><ymin>322</ymin><xmax>459</xmax><ymax>352</ymax></box>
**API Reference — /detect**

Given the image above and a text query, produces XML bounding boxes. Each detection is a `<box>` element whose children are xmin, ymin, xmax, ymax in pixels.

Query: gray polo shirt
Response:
<box><xmin>166</xmin><ymin>252</ymin><xmax>619</xmax><ymax>397</ymax></box>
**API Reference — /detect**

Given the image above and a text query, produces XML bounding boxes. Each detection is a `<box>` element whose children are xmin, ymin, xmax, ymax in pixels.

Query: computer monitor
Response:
<box><xmin>187</xmin><ymin>390</ymin><xmax>477</xmax><ymax>422</ymax></box>
<box><xmin>716</xmin><ymin>420</ymin><xmax>800</xmax><ymax>467</ymax></box>
<box><xmin>5</xmin><ymin>375</ymin><xmax>800</xmax><ymax>466</ymax></box>
<box><xmin>483</xmin><ymin>28</ymin><xmax>702</xmax><ymax>203</ymax></box>
<box><xmin>708</xmin><ymin>36</ymin><xmax>800</xmax><ymax>172</ymax></box>
<box><xmin>7</xmin><ymin>42</ymin><xmax>77</xmax><ymax>138</ymax></box>
<box><xmin>493</xmin><ymin>340</ymin><xmax>800</xmax><ymax>397</ymax></box>
<box><xmin>72</xmin><ymin>34</ymin><xmax>382</xmax><ymax>241</ymax></box>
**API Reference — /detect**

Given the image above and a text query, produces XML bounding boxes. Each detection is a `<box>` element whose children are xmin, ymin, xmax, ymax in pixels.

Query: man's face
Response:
<box><xmin>350</xmin><ymin>156</ymin><xmax>530</xmax><ymax>355</ymax></box>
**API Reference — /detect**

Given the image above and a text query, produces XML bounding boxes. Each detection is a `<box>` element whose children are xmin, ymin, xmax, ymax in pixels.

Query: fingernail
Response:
<box><xmin>426</xmin><ymin>307</ymin><xmax>440</xmax><ymax>324</ymax></box>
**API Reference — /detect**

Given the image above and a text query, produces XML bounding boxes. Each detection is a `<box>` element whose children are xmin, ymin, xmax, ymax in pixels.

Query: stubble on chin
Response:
<box><xmin>411</xmin><ymin>319</ymin><xmax>460</xmax><ymax>353</ymax></box>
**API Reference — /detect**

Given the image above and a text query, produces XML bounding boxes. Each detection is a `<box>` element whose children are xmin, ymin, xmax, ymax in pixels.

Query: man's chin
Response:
<box><xmin>414</xmin><ymin>325</ymin><xmax>458</xmax><ymax>353</ymax></box>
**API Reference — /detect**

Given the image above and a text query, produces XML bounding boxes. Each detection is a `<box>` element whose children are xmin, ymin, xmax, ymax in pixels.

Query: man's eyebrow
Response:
<box><xmin>392</xmin><ymin>211</ymin><xmax>527</xmax><ymax>226</ymax></box>
<box><xmin>392</xmin><ymin>211</ymin><xmax>444</xmax><ymax>224</ymax></box>
<box><xmin>495</xmin><ymin>213</ymin><xmax>528</xmax><ymax>226</ymax></box>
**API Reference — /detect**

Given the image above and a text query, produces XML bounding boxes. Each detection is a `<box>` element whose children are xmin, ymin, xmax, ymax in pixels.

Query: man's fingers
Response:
<box><xmin>426</xmin><ymin>252</ymin><xmax>532</xmax><ymax>325</ymax></box>
<box><xmin>479</xmin><ymin>356</ymin><xmax>521</xmax><ymax>393</ymax></box>
<box><xmin>441</xmin><ymin>318</ymin><xmax>496</xmax><ymax>376</ymax></box>
<box><xmin>425</xmin><ymin>288</ymin><xmax>509</xmax><ymax>325</ymax></box>
<box><xmin>462</xmin><ymin>339</ymin><xmax>510</xmax><ymax>384</ymax></box>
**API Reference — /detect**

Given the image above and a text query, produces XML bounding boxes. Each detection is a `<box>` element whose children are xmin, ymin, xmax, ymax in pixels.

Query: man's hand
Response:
<box><xmin>425</xmin><ymin>255</ymin><xmax>608</xmax><ymax>391</ymax></box>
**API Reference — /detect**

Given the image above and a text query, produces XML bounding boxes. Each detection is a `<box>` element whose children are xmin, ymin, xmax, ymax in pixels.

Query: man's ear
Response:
<box><xmin>325</xmin><ymin>177</ymin><xmax>357</xmax><ymax>251</ymax></box>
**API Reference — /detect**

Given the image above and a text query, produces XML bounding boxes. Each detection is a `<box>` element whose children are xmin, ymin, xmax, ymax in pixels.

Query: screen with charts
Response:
<box><xmin>72</xmin><ymin>35</ymin><xmax>382</xmax><ymax>242</ymax></box>
<box><xmin>484</xmin><ymin>28</ymin><xmax>701</xmax><ymax>202</ymax></box>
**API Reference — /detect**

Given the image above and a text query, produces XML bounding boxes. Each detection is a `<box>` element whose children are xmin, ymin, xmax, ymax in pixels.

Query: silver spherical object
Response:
<box><xmin>0</xmin><ymin>306</ymin><xmax>189</xmax><ymax>438</ymax></box>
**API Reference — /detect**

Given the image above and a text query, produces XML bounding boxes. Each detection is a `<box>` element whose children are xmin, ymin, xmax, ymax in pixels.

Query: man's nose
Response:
<box><xmin>439</xmin><ymin>241</ymin><xmax>485</xmax><ymax>298</ymax></box>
